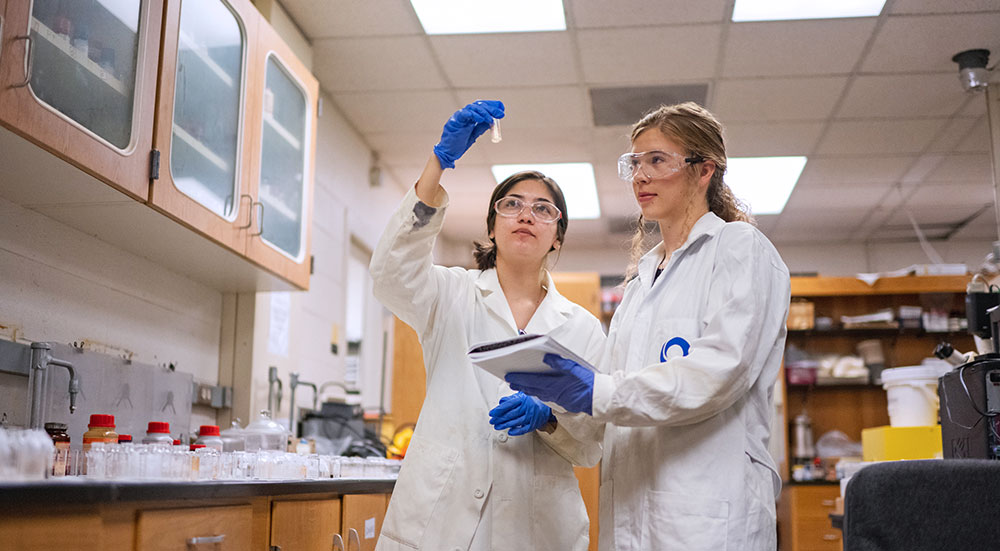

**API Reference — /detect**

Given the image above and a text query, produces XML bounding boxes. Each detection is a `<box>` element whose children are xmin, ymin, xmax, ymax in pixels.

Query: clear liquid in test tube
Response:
<box><xmin>491</xmin><ymin>118</ymin><xmax>502</xmax><ymax>143</ymax></box>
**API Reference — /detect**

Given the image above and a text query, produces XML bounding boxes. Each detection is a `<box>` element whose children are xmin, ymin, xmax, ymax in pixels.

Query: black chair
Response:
<box><xmin>843</xmin><ymin>459</ymin><xmax>1000</xmax><ymax>551</ymax></box>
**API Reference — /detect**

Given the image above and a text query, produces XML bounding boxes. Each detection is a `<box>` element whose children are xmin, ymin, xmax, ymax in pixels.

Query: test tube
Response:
<box><xmin>491</xmin><ymin>118</ymin><xmax>502</xmax><ymax>143</ymax></box>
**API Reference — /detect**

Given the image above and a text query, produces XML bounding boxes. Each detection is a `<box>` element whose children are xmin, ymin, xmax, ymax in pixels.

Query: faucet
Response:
<box><xmin>288</xmin><ymin>372</ymin><xmax>318</xmax><ymax>437</ymax></box>
<box><xmin>28</xmin><ymin>342</ymin><xmax>79</xmax><ymax>430</ymax></box>
<box><xmin>267</xmin><ymin>366</ymin><xmax>283</xmax><ymax>416</ymax></box>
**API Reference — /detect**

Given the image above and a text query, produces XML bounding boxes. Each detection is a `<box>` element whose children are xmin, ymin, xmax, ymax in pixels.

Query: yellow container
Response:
<box><xmin>862</xmin><ymin>425</ymin><xmax>942</xmax><ymax>461</ymax></box>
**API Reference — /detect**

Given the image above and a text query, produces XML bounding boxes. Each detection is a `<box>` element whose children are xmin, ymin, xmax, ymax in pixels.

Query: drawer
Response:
<box><xmin>795</xmin><ymin>517</ymin><xmax>842</xmax><ymax>551</ymax></box>
<box><xmin>795</xmin><ymin>485</ymin><xmax>841</xmax><ymax>519</ymax></box>
<box><xmin>137</xmin><ymin>504</ymin><xmax>253</xmax><ymax>551</ymax></box>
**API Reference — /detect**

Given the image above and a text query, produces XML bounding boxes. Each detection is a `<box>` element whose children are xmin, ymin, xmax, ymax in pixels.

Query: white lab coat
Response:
<box><xmin>370</xmin><ymin>186</ymin><xmax>606</xmax><ymax>551</ymax></box>
<box><xmin>591</xmin><ymin>212</ymin><xmax>790</xmax><ymax>551</ymax></box>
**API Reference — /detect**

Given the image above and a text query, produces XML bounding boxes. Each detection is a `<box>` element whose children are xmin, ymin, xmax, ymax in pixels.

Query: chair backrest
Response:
<box><xmin>843</xmin><ymin>459</ymin><xmax>1000</xmax><ymax>551</ymax></box>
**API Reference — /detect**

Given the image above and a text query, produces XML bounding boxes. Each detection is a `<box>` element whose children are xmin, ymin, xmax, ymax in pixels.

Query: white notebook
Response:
<box><xmin>468</xmin><ymin>333</ymin><xmax>595</xmax><ymax>380</ymax></box>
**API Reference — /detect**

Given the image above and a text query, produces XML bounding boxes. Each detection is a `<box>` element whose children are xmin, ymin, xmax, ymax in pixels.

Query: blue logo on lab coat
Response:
<box><xmin>660</xmin><ymin>337</ymin><xmax>690</xmax><ymax>362</ymax></box>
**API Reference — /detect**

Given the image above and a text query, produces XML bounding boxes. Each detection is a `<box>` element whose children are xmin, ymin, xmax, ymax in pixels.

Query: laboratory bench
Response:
<box><xmin>0</xmin><ymin>478</ymin><xmax>394</xmax><ymax>551</ymax></box>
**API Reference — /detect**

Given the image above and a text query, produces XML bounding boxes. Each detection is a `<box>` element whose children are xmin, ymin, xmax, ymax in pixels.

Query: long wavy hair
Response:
<box><xmin>473</xmin><ymin>171</ymin><xmax>568</xmax><ymax>271</ymax></box>
<box><xmin>624</xmin><ymin>102</ymin><xmax>753</xmax><ymax>281</ymax></box>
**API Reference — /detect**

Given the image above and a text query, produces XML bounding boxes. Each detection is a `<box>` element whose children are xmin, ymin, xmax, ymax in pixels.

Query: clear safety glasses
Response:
<box><xmin>494</xmin><ymin>197</ymin><xmax>562</xmax><ymax>223</ymax></box>
<box><xmin>617</xmin><ymin>150</ymin><xmax>705</xmax><ymax>182</ymax></box>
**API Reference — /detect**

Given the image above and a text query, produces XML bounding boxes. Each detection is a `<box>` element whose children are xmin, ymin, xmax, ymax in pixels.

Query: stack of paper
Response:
<box><xmin>468</xmin><ymin>334</ymin><xmax>595</xmax><ymax>380</ymax></box>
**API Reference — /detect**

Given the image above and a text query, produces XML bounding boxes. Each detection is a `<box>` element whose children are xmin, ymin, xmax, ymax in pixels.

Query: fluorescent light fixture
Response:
<box><xmin>732</xmin><ymin>0</ymin><xmax>886</xmax><ymax>22</ymax></box>
<box><xmin>725</xmin><ymin>156</ymin><xmax>806</xmax><ymax>215</ymax></box>
<box><xmin>491</xmin><ymin>163</ymin><xmax>600</xmax><ymax>220</ymax></box>
<box><xmin>410</xmin><ymin>0</ymin><xmax>566</xmax><ymax>35</ymax></box>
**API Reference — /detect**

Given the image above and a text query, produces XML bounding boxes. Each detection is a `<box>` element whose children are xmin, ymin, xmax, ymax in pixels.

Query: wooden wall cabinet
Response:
<box><xmin>0</xmin><ymin>0</ymin><xmax>317</xmax><ymax>291</ymax></box>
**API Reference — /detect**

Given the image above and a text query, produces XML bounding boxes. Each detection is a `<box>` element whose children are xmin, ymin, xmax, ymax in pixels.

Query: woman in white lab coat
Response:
<box><xmin>370</xmin><ymin>100</ymin><xmax>605</xmax><ymax>551</ymax></box>
<box><xmin>507</xmin><ymin>102</ymin><xmax>791</xmax><ymax>550</ymax></box>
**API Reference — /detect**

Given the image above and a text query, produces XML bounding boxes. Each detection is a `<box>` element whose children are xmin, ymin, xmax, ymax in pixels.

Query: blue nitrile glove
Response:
<box><xmin>506</xmin><ymin>353</ymin><xmax>595</xmax><ymax>415</ymax></box>
<box><xmin>432</xmin><ymin>100</ymin><xmax>505</xmax><ymax>169</ymax></box>
<box><xmin>489</xmin><ymin>392</ymin><xmax>555</xmax><ymax>436</ymax></box>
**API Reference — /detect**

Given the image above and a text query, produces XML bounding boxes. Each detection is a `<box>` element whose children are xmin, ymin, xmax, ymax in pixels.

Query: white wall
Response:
<box><xmin>0</xmin><ymin>196</ymin><xmax>222</xmax><ymax>429</ymax></box>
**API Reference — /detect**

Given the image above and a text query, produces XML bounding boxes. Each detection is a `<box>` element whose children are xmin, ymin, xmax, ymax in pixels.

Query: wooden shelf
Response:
<box><xmin>31</xmin><ymin>17</ymin><xmax>128</xmax><ymax>96</ymax></box>
<box><xmin>791</xmin><ymin>275</ymin><xmax>971</xmax><ymax>297</ymax></box>
<box><xmin>263</xmin><ymin>111</ymin><xmax>301</xmax><ymax>150</ymax></box>
<box><xmin>178</xmin><ymin>29</ymin><xmax>235</xmax><ymax>88</ymax></box>
<box><xmin>787</xmin><ymin>328</ymin><xmax>969</xmax><ymax>338</ymax></box>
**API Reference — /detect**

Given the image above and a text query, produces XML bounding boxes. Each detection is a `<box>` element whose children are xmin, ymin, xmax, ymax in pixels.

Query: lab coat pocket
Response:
<box><xmin>640</xmin><ymin>490</ymin><xmax>729</xmax><ymax>551</ymax></box>
<box><xmin>649</xmin><ymin>318</ymin><xmax>699</xmax><ymax>366</ymax></box>
<box><xmin>381</xmin><ymin>437</ymin><xmax>460</xmax><ymax>548</ymax></box>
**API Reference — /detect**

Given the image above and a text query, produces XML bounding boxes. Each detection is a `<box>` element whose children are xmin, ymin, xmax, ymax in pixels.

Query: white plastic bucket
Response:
<box><xmin>881</xmin><ymin>365</ymin><xmax>946</xmax><ymax>427</ymax></box>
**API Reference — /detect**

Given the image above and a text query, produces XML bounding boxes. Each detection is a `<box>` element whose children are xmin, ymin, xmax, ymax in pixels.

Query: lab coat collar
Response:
<box><xmin>638</xmin><ymin>211</ymin><xmax>725</xmax><ymax>287</ymax></box>
<box><xmin>475</xmin><ymin>268</ymin><xmax>574</xmax><ymax>334</ymax></box>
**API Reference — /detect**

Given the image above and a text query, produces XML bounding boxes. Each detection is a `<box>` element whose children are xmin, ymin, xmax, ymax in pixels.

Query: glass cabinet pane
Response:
<box><xmin>170</xmin><ymin>0</ymin><xmax>244</xmax><ymax>221</ymax></box>
<box><xmin>28</xmin><ymin>0</ymin><xmax>142</xmax><ymax>149</ymax></box>
<box><xmin>258</xmin><ymin>55</ymin><xmax>307</xmax><ymax>259</ymax></box>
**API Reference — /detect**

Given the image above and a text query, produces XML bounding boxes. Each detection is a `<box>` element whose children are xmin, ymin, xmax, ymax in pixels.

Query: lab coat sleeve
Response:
<box><xmin>538</xmin><ymin>316</ymin><xmax>607</xmax><ymax>466</ymax></box>
<box><xmin>370</xmin><ymin>185</ymin><xmax>464</xmax><ymax>342</ymax></box>
<box><xmin>591</xmin><ymin>225</ymin><xmax>790</xmax><ymax>427</ymax></box>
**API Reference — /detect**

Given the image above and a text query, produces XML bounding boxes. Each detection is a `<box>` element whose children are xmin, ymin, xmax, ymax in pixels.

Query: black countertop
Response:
<box><xmin>0</xmin><ymin>478</ymin><xmax>396</xmax><ymax>506</ymax></box>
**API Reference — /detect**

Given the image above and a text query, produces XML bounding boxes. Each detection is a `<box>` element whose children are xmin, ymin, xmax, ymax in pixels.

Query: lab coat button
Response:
<box><xmin>474</xmin><ymin>488</ymin><xmax>484</xmax><ymax>499</ymax></box>
<box><xmin>497</xmin><ymin>433</ymin><xmax>508</xmax><ymax>443</ymax></box>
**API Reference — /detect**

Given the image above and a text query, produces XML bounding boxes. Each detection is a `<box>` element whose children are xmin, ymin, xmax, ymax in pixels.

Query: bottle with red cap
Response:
<box><xmin>143</xmin><ymin>421</ymin><xmax>173</xmax><ymax>446</ymax></box>
<box><xmin>82</xmin><ymin>414</ymin><xmax>118</xmax><ymax>452</ymax></box>
<box><xmin>117</xmin><ymin>434</ymin><xmax>133</xmax><ymax>444</ymax></box>
<box><xmin>194</xmin><ymin>425</ymin><xmax>224</xmax><ymax>452</ymax></box>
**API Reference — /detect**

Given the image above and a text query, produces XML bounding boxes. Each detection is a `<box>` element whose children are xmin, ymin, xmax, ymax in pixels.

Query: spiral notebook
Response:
<box><xmin>468</xmin><ymin>333</ymin><xmax>595</xmax><ymax>380</ymax></box>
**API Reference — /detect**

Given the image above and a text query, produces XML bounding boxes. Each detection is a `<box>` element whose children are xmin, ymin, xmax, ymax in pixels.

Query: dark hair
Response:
<box><xmin>473</xmin><ymin>170</ymin><xmax>568</xmax><ymax>270</ymax></box>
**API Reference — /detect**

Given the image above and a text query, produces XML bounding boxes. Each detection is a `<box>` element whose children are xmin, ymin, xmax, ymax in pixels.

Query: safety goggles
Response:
<box><xmin>494</xmin><ymin>197</ymin><xmax>562</xmax><ymax>223</ymax></box>
<box><xmin>617</xmin><ymin>150</ymin><xmax>705</xmax><ymax>182</ymax></box>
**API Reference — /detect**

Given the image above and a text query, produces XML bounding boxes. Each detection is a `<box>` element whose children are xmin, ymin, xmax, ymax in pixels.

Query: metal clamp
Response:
<box><xmin>251</xmin><ymin>201</ymin><xmax>265</xmax><ymax>237</ymax></box>
<box><xmin>187</xmin><ymin>534</ymin><xmax>225</xmax><ymax>547</ymax></box>
<box><xmin>13</xmin><ymin>35</ymin><xmax>32</xmax><ymax>88</ymax></box>
<box><xmin>347</xmin><ymin>528</ymin><xmax>361</xmax><ymax>551</ymax></box>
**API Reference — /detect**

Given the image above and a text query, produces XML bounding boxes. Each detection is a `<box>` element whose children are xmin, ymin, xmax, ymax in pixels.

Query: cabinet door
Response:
<box><xmin>342</xmin><ymin>493</ymin><xmax>389</xmax><ymax>551</ymax></box>
<box><xmin>244</xmin><ymin>18</ymin><xmax>317</xmax><ymax>290</ymax></box>
<box><xmin>0</xmin><ymin>511</ymin><xmax>108</xmax><ymax>551</ymax></box>
<box><xmin>136</xmin><ymin>504</ymin><xmax>253</xmax><ymax>551</ymax></box>
<box><xmin>271</xmin><ymin>499</ymin><xmax>342</xmax><ymax>551</ymax></box>
<box><xmin>149</xmin><ymin>0</ymin><xmax>259</xmax><ymax>254</ymax></box>
<box><xmin>0</xmin><ymin>0</ymin><xmax>162</xmax><ymax>201</ymax></box>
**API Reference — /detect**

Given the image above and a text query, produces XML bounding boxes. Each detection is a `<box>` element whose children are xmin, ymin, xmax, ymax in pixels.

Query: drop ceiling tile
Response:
<box><xmin>722</xmin><ymin>19</ymin><xmax>877</xmax><ymax>77</ymax></box>
<box><xmin>959</xmin><ymin>95</ymin><xmax>988</xmax><ymax>117</ymax></box>
<box><xmin>480</xmin><ymin>126</ymin><xmax>594</xmax><ymax>164</ymax></box>
<box><xmin>724</xmin><ymin>121</ymin><xmax>824</xmax><ymax>156</ymax></box>
<box><xmin>890</xmin><ymin>0</ymin><xmax>1000</xmax><ymax>14</ymax></box>
<box><xmin>881</xmin><ymin>204</ymin><xmax>987</xmax><ymax>226</ymax></box>
<box><xmin>926</xmin><ymin>117</ymin><xmax>985</xmax><ymax>153</ymax></box>
<box><xmin>279</xmin><ymin>0</ymin><xmax>422</xmax><ymax>39</ymax></box>
<box><xmin>455</xmin><ymin>87</ymin><xmax>590</xmax><ymax>129</ymax></box>
<box><xmin>430</xmin><ymin>33</ymin><xmax>578</xmax><ymax>88</ymax></box>
<box><xmin>331</xmin><ymin>91</ymin><xmax>457</xmax><ymax>133</ymax></box>
<box><xmin>922</xmin><ymin>154</ymin><xmax>994</xmax><ymax>184</ymax></box>
<box><xmin>951</xmin><ymin>212</ymin><xmax>999</xmax><ymax>240</ymax></box>
<box><xmin>837</xmin><ymin>73</ymin><xmax>966</xmax><ymax>118</ymax></box>
<box><xmin>816</xmin><ymin>119</ymin><xmax>947</xmax><ymax>155</ymax></box>
<box><xmin>367</xmin><ymin>130</ymin><xmax>490</xmax><ymax>167</ymax></box>
<box><xmin>796</xmin><ymin>156</ymin><xmax>915</xmax><ymax>187</ymax></box>
<box><xmin>862</xmin><ymin>13</ymin><xmax>1000</xmax><ymax>73</ymax></box>
<box><xmin>712</xmin><ymin>77</ymin><xmax>848</xmax><ymax>122</ymax></box>
<box><xmin>312</xmin><ymin>36</ymin><xmax>446</xmax><ymax>92</ymax></box>
<box><xmin>784</xmin><ymin>183</ymin><xmax>893</xmax><ymax>210</ymax></box>
<box><xmin>568</xmin><ymin>0</ymin><xmax>727</xmax><ymax>27</ymax></box>
<box><xmin>577</xmin><ymin>26</ymin><xmax>720</xmax><ymax>84</ymax></box>
<box><xmin>954</xmin><ymin>118</ymin><xmax>991</xmax><ymax>153</ymax></box>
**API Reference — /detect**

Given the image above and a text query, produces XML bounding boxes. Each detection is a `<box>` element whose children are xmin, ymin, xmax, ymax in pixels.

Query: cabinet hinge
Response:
<box><xmin>310</xmin><ymin>255</ymin><xmax>315</xmax><ymax>275</ymax></box>
<box><xmin>149</xmin><ymin>149</ymin><xmax>160</xmax><ymax>180</ymax></box>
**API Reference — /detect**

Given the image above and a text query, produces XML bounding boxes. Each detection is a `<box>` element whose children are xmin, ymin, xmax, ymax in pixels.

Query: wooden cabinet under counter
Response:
<box><xmin>778</xmin><ymin>484</ymin><xmax>842</xmax><ymax>551</ymax></box>
<box><xmin>271</xmin><ymin>498</ymin><xmax>343</xmax><ymax>551</ymax></box>
<box><xmin>137</xmin><ymin>504</ymin><xmax>254</xmax><ymax>551</ymax></box>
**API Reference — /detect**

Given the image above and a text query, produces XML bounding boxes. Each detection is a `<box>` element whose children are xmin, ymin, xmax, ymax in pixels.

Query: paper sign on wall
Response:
<box><xmin>268</xmin><ymin>292</ymin><xmax>291</xmax><ymax>357</ymax></box>
<box><xmin>365</xmin><ymin>517</ymin><xmax>375</xmax><ymax>539</ymax></box>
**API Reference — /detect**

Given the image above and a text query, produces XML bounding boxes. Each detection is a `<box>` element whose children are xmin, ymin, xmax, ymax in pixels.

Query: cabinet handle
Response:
<box><xmin>187</xmin><ymin>534</ymin><xmax>225</xmax><ymax>547</ymax></box>
<box><xmin>270</xmin><ymin>546</ymin><xmax>282</xmax><ymax>551</ymax></box>
<box><xmin>251</xmin><ymin>201</ymin><xmax>265</xmax><ymax>237</ymax></box>
<box><xmin>332</xmin><ymin>533</ymin><xmax>345</xmax><ymax>551</ymax></box>
<box><xmin>347</xmin><ymin>528</ymin><xmax>361</xmax><ymax>551</ymax></box>
<box><xmin>237</xmin><ymin>194</ymin><xmax>254</xmax><ymax>229</ymax></box>
<box><xmin>822</xmin><ymin>533</ymin><xmax>840</xmax><ymax>541</ymax></box>
<box><xmin>13</xmin><ymin>35</ymin><xmax>33</xmax><ymax>88</ymax></box>
<box><xmin>821</xmin><ymin>499</ymin><xmax>835</xmax><ymax>507</ymax></box>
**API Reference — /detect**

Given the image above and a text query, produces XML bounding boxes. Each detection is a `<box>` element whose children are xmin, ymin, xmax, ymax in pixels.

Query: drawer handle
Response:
<box><xmin>332</xmin><ymin>533</ymin><xmax>345</xmax><ymax>551</ymax></box>
<box><xmin>348</xmin><ymin>528</ymin><xmax>361</xmax><ymax>551</ymax></box>
<box><xmin>187</xmin><ymin>534</ymin><xmax>225</xmax><ymax>547</ymax></box>
<box><xmin>822</xmin><ymin>534</ymin><xmax>841</xmax><ymax>541</ymax></box>
<box><xmin>821</xmin><ymin>499</ymin><xmax>836</xmax><ymax>507</ymax></box>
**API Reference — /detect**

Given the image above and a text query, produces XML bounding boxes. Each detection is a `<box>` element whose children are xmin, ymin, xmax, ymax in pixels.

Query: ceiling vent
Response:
<box><xmin>590</xmin><ymin>84</ymin><xmax>709</xmax><ymax>127</ymax></box>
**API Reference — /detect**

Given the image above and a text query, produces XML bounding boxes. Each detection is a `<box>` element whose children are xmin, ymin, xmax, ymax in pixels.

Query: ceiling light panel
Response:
<box><xmin>732</xmin><ymin>0</ymin><xmax>886</xmax><ymax>22</ymax></box>
<box><xmin>410</xmin><ymin>0</ymin><xmax>567</xmax><ymax>34</ymax></box>
<box><xmin>726</xmin><ymin>156</ymin><xmax>807</xmax><ymax>215</ymax></box>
